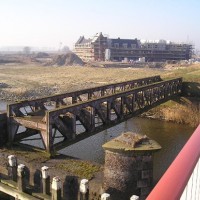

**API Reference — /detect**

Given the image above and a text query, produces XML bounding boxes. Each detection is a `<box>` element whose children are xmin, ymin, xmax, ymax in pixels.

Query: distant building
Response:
<box><xmin>74</xmin><ymin>32</ymin><xmax>193</xmax><ymax>62</ymax></box>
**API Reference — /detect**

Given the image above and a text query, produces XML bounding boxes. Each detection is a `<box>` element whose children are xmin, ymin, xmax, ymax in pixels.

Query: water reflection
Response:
<box><xmin>0</xmin><ymin>101</ymin><xmax>7</xmax><ymax>111</ymax></box>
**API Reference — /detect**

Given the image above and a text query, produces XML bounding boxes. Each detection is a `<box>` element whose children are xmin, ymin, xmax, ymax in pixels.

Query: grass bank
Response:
<box><xmin>162</xmin><ymin>64</ymin><xmax>200</xmax><ymax>98</ymax></box>
<box><xmin>157</xmin><ymin>64</ymin><xmax>200</xmax><ymax>126</ymax></box>
<box><xmin>142</xmin><ymin>97</ymin><xmax>200</xmax><ymax>127</ymax></box>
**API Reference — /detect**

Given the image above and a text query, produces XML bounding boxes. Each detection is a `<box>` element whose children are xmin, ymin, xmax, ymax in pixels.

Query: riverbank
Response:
<box><xmin>142</xmin><ymin>97</ymin><xmax>200</xmax><ymax>127</ymax></box>
<box><xmin>0</xmin><ymin>146</ymin><xmax>103</xmax><ymax>198</ymax></box>
<box><xmin>0</xmin><ymin>117</ymin><xmax>194</xmax><ymax>197</ymax></box>
<box><xmin>0</xmin><ymin>116</ymin><xmax>195</xmax><ymax>200</ymax></box>
<box><xmin>0</xmin><ymin>146</ymin><xmax>101</xmax><ymax>179</ymax></box>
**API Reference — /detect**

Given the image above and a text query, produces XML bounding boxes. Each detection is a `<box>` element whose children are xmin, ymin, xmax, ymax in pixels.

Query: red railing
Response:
<box><xmin>146</xmin><ymin>124</ymin><xmax>200</xmax><ymax>200</ymax></box>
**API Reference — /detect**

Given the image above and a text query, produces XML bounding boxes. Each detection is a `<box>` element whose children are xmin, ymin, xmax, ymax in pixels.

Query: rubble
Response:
<box><xmin>50</xmin><ymin>52</ymin><xmax>84</xmax><ymax>66</ymax></box>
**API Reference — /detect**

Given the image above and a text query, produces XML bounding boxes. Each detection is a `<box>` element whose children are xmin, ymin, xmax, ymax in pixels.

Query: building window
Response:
<box><xmin>123</xmin><ymin>43</ymin><xmax>128</xmax><ymax>48</ymax></box>
<box><xmin>114</xmin><ymin>43</ymin><xmax>119</xmax><ymax>48</ymax></box>
<box><xmin>131</xmin><ymin>44</ymin><xmax>136</xmax><ymax>49</ymax></box>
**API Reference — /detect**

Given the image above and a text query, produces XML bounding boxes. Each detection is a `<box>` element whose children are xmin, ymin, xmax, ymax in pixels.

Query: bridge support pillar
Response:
<box><xmin>102</xmin><ymin>132</ymin><xmax>161</xmax><ymax>200</ymax></box>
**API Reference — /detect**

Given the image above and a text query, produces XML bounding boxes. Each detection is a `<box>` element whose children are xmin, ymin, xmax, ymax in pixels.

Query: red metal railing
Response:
<box><xmin>147</xmin><ymin>124</ymin><xmax>200</xmax><ymax>200</ymax></box>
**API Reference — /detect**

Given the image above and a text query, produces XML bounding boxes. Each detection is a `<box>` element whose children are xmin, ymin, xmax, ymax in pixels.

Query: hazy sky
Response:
<box><xmin>0</xmin><ymin>0</ymin><xmax>199</xmax><ymax>50</ymax></box>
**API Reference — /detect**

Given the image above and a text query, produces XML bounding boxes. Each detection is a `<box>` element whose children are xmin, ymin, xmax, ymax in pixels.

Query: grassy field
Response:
<box><xmin>162</xmin><ymin>64</ymin><xmax>200</xmax><ymax>82</ymax></box>
<box><xmin>0</xmin><ymin>63</ymin><xmax>200</xmax><ymax>101</ymax></box>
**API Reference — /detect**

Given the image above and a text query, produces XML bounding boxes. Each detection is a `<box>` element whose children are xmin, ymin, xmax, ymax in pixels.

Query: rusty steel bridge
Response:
<box><xmin>7</xmin><ymin>76</ymin><xmax>182</xmax><ymax>155</ymax></box>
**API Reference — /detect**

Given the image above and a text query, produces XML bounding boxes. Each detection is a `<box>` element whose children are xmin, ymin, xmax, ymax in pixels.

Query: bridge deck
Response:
<box><xmin>7</xmin><ymin>76</ymin><xmax>182</xmax><ymax>155</ymax></box>
<box><xmin>13</xmin><ymin>116</ymin><xmax>46</xmax><ymax>131</ymax></box>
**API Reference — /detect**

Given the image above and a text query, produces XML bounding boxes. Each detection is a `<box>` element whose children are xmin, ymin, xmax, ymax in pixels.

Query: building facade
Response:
<box><xmin>74</xmin><ymin>32</ymin><xmax>193</xmax><ymax>62</ymax></box>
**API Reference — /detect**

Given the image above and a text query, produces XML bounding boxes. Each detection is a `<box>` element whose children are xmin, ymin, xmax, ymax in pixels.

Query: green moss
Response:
<box><xmin>7</xmin><ymin>147</ymin><xmax>50</xmax><ymax>163</ymax></box>
<box><xmin>3</xmin><ymin>147</ymin><xmax>101</xmax><ymax>179</ymax></box>
<box><xmin>56</xmin><ymin>160</ymin><xmax>101</xmax><ymax>180</ymax></box>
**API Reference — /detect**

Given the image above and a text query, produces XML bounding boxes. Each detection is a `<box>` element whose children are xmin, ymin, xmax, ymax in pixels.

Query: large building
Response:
<box><xmin>74</xmin><ymin>32</ymin><xmax>193</xmax><ymax>62</ymax></box>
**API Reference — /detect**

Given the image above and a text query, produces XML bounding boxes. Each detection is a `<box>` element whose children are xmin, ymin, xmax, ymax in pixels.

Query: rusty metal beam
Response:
<box><xmin>48</xmin><ymin>78</ymin><xmax>182</xmax><ymax>117</ymax></box>
<box><xmin>53</xmin><ymin>95</ymin><xmax>180</xmax><ymax>151</ymax></box>
<box><xmin>7</xmin><ymin>76</ymin><xmax>161</xmax><ymax>117</ymax></box>
<box><xmin>12</xmin><ymin>116</ymin><xmax>46</xmax><ymax>131</ymax></box>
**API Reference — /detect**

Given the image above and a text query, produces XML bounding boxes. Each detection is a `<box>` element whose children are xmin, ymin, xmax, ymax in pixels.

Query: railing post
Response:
<box><xmin>80</xmin><ymin>179</ymin><xmax>89</xmax><ymax>200</ymax></box>
<box><xmin>130</xmin><ymin>195</ymin><xmax>139</xmax><ymax>200</ymax></box>
<box><xmin>88</xmin><ymin>92</ymin><xmax>92</xmax><ymax>100</ymax></box>
<box><xmin>41</xmin><ymin>166</ymin><xmax>50</xmax><ymax>195</ymax></box>
<box><xmin>52</xmin><ymin>176</ymin><xmax>62</xmax><ymax>200</ymax></box>
<box><xmin>107</xmin><ymin>101</ymin><xmax>111</xmax><ymax>122</ymax></box>
<box><xmin>17</xmin><ymin>164</ymin><xmax>26</xmax><ymax>192</ymax></box>
<box><xmin>7</xmin><ymin>155</ymin><xmax>17</xmax><ymax>181</ymax></box>
<box><xmin>72</xmin><ymin>96</ymin><xmax>77</xmax><ymax>104</ymax></box>
<box><xmin>101</xmin><ymin>193</ymin><xmax>110</xmax><ymax>200</ymax></box>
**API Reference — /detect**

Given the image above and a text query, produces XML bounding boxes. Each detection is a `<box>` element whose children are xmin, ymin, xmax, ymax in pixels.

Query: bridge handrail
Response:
<box><xmin>7</xmin><ymin>76</ymin><xmax>161</xmax><ymax>109</ymax></box>
<box><xmin>146</xmin><ymin>124</ymin><xmax>200</xmax><ymax>200</ymax></box>
<box><xmin>47</xmin><ymin>77</ymin><xmax>182</xmax><ymax>117</ymax></box>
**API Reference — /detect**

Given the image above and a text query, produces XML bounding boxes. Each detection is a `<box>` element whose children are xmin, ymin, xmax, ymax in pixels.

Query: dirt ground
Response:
<box><xmin>0</xmin><ymin>63</ymin><xmax>200</xmax><ymax>101</ymax></box>
<box><xmin>0</xmin><ymin>64</ymin><xmax>160</xmax><ymax>101</ymax></box>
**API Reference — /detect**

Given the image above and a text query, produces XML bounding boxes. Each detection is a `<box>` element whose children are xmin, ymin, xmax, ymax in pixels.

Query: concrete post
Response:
<box><xmin>41</xmin><ymin>166</ymin><xmax>50</xmax><ymax>195</ymax></box>
<box><xmin>72</xmin><ymin>96</ymin><xmax>77</xmax><ymax>104</ymax></box>
<box><xmin>101</xmin><ymin>193</ymin><xmax>110</xmax><ymax>200</ymax></box>
<box><xmin>7</xmin><ymin>155</ymin><xmax>17</xmax><ymax>181</ymax></box>
<box><xmin>102</xmin><ymin>132</ymin><xmax>161</xmax><ymax>200</ymax></box>
<box><xmin>130</xmin><ymin>195</ymin><xmax>139</xmax><ymax>200</ymax></box>
<box><xmin>52</xmin><ymin>176</ymin><xmax>62</xmax><ymax>200</ymax></box>
<box><xmin>17</xmin><ymin>164</ymin><xmax>26</xmax><ymax>192</ymax></box>
<box><xmin>80</xmin><ymin>179</ymin><xmax>89</xmax><ymax>200</ymax></box>
<box><xmin>88</xmin><ymin>92</ymin><xmax>92</xmax><ymax>100</ymax></box>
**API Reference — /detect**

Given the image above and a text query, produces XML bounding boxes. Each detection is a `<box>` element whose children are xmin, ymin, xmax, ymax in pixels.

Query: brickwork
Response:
<box><xmin>102</xmin><ymin>132</ymin><xmax>161</xmax><ymax>200</ymax></box>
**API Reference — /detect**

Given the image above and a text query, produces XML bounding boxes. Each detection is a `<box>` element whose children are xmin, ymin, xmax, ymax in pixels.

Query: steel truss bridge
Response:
<box><xmin>7</xmin><ymin>76</ymin><xmax>182</xmax><ymax>155</ymax></box>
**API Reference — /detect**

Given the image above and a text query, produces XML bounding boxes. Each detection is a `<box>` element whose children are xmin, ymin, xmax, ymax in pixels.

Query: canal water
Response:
<box><xmin>59</xmin><ymin>117</ymin><xmax>194</xmax><ymax>182</ymax></box>
<box><xmin>0</xmin><ymin>101</ymin><xmax>194</xmax><ymax>182</ymax></box>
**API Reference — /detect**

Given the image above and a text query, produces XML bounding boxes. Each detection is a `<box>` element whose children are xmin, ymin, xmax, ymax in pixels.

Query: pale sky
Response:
<box><xmin>0</xmin><ymin>0</ymin><xmax>199</xmax><ymax>50</ymax></box>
